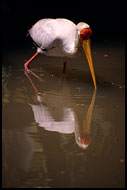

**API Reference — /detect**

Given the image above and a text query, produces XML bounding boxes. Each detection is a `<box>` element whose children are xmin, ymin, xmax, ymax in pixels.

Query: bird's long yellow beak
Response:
<box><xmin>82</xmin><ymin>39</ymin><xmax>97</xmax><ymax>89</ymax></box>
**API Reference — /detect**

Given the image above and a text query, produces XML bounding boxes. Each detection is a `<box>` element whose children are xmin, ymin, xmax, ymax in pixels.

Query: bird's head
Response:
<box><xmin>77</xmin><ymin>22</ymin><xmax>92</xmax><ymax>41</ymax></box>
<box><xmin>77</xmin><ymin>22</ymin><xmax>97</xmax><ymax>89</ymax></box>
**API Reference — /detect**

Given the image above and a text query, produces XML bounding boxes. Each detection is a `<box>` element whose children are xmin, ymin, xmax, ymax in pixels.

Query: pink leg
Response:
<box><xmin>24</xmin><ymin>51</ymin><xmax>39</xmax><ymax>71</ymax></box>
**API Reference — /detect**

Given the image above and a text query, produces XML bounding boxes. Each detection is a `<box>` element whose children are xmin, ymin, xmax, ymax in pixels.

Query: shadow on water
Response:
<box><xmin>2</xmin><ymin>45</ymin><xmax>125</xmax><ymax>188</ymax></box>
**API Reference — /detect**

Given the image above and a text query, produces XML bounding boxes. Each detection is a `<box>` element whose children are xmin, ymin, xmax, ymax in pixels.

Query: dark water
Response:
<box><xmin>2</xmin><ymin>41</ymin><xmax>125</xmax><ymax>188</ymax></box>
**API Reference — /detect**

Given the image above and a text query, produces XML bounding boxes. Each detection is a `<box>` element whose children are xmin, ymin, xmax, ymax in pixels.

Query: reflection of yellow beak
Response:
<box><xmin>82</xmin><ymin>39</ymin><xmax>97</xmax><ymax>89</ymax></box>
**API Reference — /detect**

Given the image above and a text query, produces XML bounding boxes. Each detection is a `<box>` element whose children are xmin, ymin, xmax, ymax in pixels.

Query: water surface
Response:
<box><xmin>2</xmin><ymin>41</ymin><xmax>125</xmax><ymax>188</ymax></box>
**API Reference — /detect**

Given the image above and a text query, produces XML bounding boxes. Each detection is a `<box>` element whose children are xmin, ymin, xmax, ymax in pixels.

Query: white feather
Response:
<box><xmin>29</xmin><ymin>18</ymin><xmax>89</xmax><ymax>57</ymax></box>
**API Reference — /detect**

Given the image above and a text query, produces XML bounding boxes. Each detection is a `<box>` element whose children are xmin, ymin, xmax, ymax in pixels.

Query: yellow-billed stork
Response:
<box><xmin>24</xmin><ymin>18</ymin><xmax>97</xmax><ymax>88</ymax></box>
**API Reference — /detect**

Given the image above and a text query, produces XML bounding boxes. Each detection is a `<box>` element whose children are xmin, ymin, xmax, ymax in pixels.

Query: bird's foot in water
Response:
<box><xmin>25</xmin><ymin>69</ymin><xmax>32</xmax><ymax>74</ymax></box>
<box><xmin>24</xmin><ymin>67</ymin><xmax>43</xmax><ymax>83</ymax></box>
<box><xmin>24</xmin><ymin>64</ymin><xmax>32</xmax><ymax>73</ymax></box>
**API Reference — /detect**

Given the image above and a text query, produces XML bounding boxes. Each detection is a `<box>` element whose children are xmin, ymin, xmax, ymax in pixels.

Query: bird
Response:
<box><xmin>24</xmin><ymin>18</ymin><xmax>97</xmax><ymax>89</ymax></box>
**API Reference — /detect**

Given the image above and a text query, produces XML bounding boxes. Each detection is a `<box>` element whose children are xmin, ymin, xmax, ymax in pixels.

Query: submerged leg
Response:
<box><xmin>63</xmin><ymin>62</ymin><xmax>67</xmax><ymax>75</ymax></box>
<box><xmin>60</xmin><ymin>62</ymin><xmax>67</xmax><ymax>80</ymax></box>
<box><xmin>24</xmin><ymin>51</ymin><xmax>39</xmax><ymax>71</ymax></box>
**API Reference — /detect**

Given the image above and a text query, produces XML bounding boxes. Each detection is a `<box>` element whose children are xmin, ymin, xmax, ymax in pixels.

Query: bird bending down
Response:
<box><xmin>24</xmin><ymin>18</ymin><xmax>97</xmax><ymax>88</ymax></box>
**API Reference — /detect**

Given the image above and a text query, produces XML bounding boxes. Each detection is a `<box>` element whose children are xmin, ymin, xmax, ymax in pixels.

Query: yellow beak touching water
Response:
<box><xmin>82</xmin><ymin>39</ymin><xmax>97</xmax><ymax>89</ymax></box>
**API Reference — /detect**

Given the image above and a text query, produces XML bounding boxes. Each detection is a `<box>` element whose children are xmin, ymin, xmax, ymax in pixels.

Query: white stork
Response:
<box><xmin>24</xmin><ymin>18</ymin><xmax>97</xmax><ymax>88</ymax></box>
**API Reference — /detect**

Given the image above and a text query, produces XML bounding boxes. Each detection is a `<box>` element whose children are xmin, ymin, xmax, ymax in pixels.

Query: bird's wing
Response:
<box><xmin>55</xmin><ymin>19</ymin><xmax>79</xmax><ymax>55</ymax></box>
<box><xmin>29</xmin><ymin>19</ymin><xmax>59</xmax><ymax>50</ymax></box>
<box><xmin>29</xmin><ymin>18</ymin><xmax>79</xmax><ymax>56</ymax></box>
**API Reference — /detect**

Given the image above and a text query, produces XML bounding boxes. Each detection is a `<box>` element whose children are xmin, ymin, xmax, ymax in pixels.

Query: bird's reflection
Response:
<box><xmin>25</xmin><ymin>70</ymin><xmax>97</xmax><ymax>149</ymax></box>
<box><xmin>74</xmin><ymin>89</ymin><xmax>96</xmax><ymax>149</ymax></box>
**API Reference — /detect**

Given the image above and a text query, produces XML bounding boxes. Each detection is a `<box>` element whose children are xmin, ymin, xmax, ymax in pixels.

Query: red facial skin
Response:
<box><xmin>80</xmin><ymin>28</ymin><xmax>92</xmax><ymax>43</ymax></box>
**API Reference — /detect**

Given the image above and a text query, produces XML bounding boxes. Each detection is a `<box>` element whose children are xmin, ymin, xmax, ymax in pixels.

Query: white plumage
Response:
<box><xmin>24</xmin><ymin>18</ymin><xmax>97</xmax><ymax>89</ymax></box>
<box><xmin>29</xmin><ymin>18</ymin><xmax>89</xmax><ymax>57</ymax></box>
